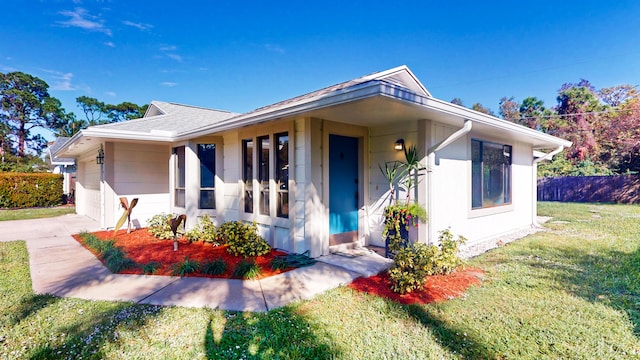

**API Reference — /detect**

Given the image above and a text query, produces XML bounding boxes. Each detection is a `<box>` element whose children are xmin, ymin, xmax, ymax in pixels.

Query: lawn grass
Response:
<box><xmin>1</xmin><ymin>202</ymin><xmax>639</xmax><ymax>359</ymax></box>
<box><xmin>0</xmin><ymin>206</ymin><xmax>75</xmax><ymax>221</ymax></box>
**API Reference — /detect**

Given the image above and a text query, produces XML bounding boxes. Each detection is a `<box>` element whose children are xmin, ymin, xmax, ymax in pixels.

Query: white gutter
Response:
<box><xmin>531</xmin><ymin>145</ymin><xmax>565</xmax><ymax>226</ymax></box>
<box><xmin>426</xmin><ymin>120</ymin><xmax>473</xmax><ymax>244</ymax></box>
<box><xmin>533</xmin><ymin>146</ymin><xmax>564</xmax><ymax>164</ymax></box>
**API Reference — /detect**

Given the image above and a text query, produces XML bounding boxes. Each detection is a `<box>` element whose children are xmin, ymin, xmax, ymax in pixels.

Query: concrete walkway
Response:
<box><xmin>0</xmin><ymin>214</ymin><xmax>391</xmax><ymax>312</ymax></box>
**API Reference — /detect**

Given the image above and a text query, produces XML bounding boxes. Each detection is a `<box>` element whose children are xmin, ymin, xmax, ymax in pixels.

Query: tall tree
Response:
<box><xmin>107</xmin><ymin>101</ymin><xmax>148</xmax><ymax>122</ymax></box>
<box><xmin>450</xmin><ymin>98</ymin><xmax>464</xmax><ymax>106</ymax></box>
<box><xmin>519</xmin><ymin>97</ymin><xmax>546</xmax><ymax>130</ymax></box>
<box><xmin>0</xmin><ymin>72</ymin><xmax>63</xmax><ymax>156</ymax></box>
<box><xmin>76</xmin><ymin>96</ymin><xmax>108</xmax><ymax>126</ymax></box>
<box><xmin>499</xmin><ymin>96</ymin><xmax>521</xmax><ymax>123</ymax></box>
<box><xmin>52</xmin><ymin>112</ymin><xmax>87</xmax><ymax>137</ymax></box>
<box><xmin>471</xmin><ymin>102</ymin><xmax>495</xmax><ymax>116</ymax></box>
<box><xmin>555</xmin><ymin>80</ymin><xmax>602</xmax><ymax>162</ymax></box>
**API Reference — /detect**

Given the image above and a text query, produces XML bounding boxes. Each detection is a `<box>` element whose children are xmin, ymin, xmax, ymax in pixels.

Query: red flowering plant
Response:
<box><xmin>380</xmin><ymin>145</ymin><xmax>428</xmax><ymax>256</ymax></box>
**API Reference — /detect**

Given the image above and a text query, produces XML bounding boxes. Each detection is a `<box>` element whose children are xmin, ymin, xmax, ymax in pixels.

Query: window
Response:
<box><xmin>275</xmin><ymin>133</ymin><xmax>289</xmax><ymax>218</ymax></box>
<box><xmin>198</xmin><ymin>144</ymin><xmax>215</xmax><ymax>209</ymax></box>
<box><xmin>472</xmin><ymin>139</ymin><xmax>511</xmax><ymax>209</ymax></box>
<box><xmin>242</xmin><ymin>131</ymin><xmax>290</xmax><ymax>219</ymax></box>
<box><xmin>174</xmin><ymin>146</ymin><xmax>185</xmax><ymax>208</ymax></box>
<box><xmin>258</xmin><ymin>135</ymin><xmax>270</xmax><ymax>215</ymax></box>
<box><xmin>243</xmin><ymin>139</ymin><xmax>253</xmax><ymax>213</ymax></box>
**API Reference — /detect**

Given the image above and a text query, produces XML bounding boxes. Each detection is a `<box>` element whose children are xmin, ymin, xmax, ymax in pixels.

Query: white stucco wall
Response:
<box><xmin>109</xmin><ymin>142</ymin><xmax>170</xmax><ymax>229</ymax></box>
<box><xmin>428</xmin><ymin>124</ymin><xmax>535</xmax><ymax>246</ymax></box>
<box><xmin>367</xmin><ymin>121</ymin><xmax>419</xmax><ymax>247</ymax></box>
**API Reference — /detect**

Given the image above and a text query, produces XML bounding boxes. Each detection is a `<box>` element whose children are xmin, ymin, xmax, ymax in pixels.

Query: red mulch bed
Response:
<box><xmin>349</xmin><ymin>268</ymin><xmax>484</xmax><ymax>305</ymax></box>
<box><xmin>73</xmin><ymin>229</ymin><xmax>293</xmax><ymax>279</ymax></box>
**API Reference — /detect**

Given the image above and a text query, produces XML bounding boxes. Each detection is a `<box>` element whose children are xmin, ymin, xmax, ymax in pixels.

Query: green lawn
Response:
<box><xmin>0</xmin><ymin>206</ymin><xmax>76</xmax><ymax>221</ymax></box>
<box><xmin>1</xmin><ymin>202</ymin><xmax>639</xmax><ymax>359</ymax></box>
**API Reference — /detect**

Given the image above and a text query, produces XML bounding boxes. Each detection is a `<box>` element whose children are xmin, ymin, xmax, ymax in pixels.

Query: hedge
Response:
<box><xmin>0</xmin><ymin>172</ymin><xmax>63</xmax><ymax>208</ymax></box>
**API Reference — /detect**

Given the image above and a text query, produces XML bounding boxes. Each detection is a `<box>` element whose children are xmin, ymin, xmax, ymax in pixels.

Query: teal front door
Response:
<box><xmin>329</xmin><ymin>134</ymin><xmax>359</xmax><ymax>245</ymax></box>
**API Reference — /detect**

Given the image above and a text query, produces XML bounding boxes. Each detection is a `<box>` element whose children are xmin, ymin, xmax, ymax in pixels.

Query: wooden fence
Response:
<box><xmin>537</xmin><ymin>175</ymin><xmax>640</xmax><ymax>204</ymax></box>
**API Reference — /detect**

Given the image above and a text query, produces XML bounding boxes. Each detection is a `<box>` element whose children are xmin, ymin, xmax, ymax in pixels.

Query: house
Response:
<box><xmin>54</xmin><ymin>66</ymin><xmax>571</xmax><ymax>258</ymax></box>
<box><xmin>47</xmin><ymin>137</ymin><xmax>76</xmax><ymax>202</ymax></box>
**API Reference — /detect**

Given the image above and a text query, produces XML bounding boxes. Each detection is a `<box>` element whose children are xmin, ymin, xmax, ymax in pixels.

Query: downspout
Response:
<box><xmin>531</xmin><ymin>145</ymin><xmax>564</xmax><ymax>226</ymax></box>
<box><xmin>426</xmin><ymin>120</ymin><xmax>472</xmax><ymax>244</ymax></box>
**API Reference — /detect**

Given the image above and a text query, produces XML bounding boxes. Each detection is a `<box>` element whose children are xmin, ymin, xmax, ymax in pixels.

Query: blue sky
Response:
<box><xmin>2</xmin><ymin>1</ymin><xmax>640</xmax><ymax>142</ymax></box>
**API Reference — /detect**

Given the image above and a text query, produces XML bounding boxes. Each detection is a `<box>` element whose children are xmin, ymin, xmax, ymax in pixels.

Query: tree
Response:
<box><xmin>471</xmin><ymin>102</ymin><xmax>495</xmax><ymax>116</ymax></box>
<box><xmin>599</xmin><ymin>84</ymin><xmax>637</xmax><ymax>107</ymax></box>
<box><xmin>76</xmin><ymin>96</ymin><xmax>147</xmax><ymax>124</ymax></box>
<box><xmin>450</xmin><ymin>98</ymin><xmax>464</xmax><ymax>106</ymax></box>
<box><xmin>499</xmin><ymin>96</ymin><xmax>521</xmax><ymax>123</ymax></box>
<box><xmin>554</xmin><ymin>80</ymin><xmax>602</xmax><ymax>162</ymax></box>
<box><xmin>519</xmin><ymin>97</ymin><xmax>546</xmax><ymax>130</ymax></box>
<box><xmin>76</xmin><ymin>96</ymin><xmax>108</xmax><ymax>126</ymax></box>
<box><xmin>52</xmin><ymin>112</ymin><xmax>87</xmax><ymax>137</ymax></box>
<box><xmin>107</xmin><ymin>101</ymin><xmax>148</xmax><ymax>122</ymax></box>
<box><xmin>0</xmin><ymin>72</ymin><xmax>63</xmax><ymax>156</ymax></box>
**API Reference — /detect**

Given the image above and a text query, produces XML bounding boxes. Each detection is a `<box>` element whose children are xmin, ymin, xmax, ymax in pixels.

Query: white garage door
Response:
<box><xmin>81</xmin><ymin>160</ymin><xmax>101</xmax><ymax>222</ymax></box>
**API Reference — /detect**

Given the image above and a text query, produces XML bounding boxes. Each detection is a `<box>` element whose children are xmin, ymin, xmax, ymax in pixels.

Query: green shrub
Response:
<box><xmin>79</xmin><ymin>232</ymin><xmax>135</xmax><ymax>273</ymax></box>
<box><xmin>388</xmin><ymin>229</ymin><xmax>466</xmax><ymax>294</ymax></box>
<box><xmin>0</xmin><ymin>172</ymin><xmax>63</xmax><ymax>208</ymax></box>
<box><xmin>216</xmin><ymin>221</ymin><xmax>271</xmax><ymax>257</ymax></box>
<box><xmin>141</xmin><ymin>261</ymin><xmax>161</xmax><ymax>275</ymax></box>
<box><xmin>232</xmin><ymin>259</ymin><xmax>262</xmax><ymax>279</ymax></box>
<box><xmin>103</xmin><ymin>247</ymin><xmax>136</xmax><ymax>273</ymax></box>
<box><xmin>202</xmin><ymin>257</ymin><xmax>227</xmax><ymax>275</ymax></box>
<box><xmin>271</xmin><ymin>256</ymin><xmax>289</xmax><ymax>271</ymax></box>
<box><xmin>436</xmin><ymin>228</ymin><xmax>466</xmax><ymax>274</ymax></box>
<box><xmin>170</xmin><ymin>256</ymin><xmax>200</xmax><ymax>277</ymax></box>
<box><xmin>147</xmin><ymin>213</ymin><xmax>179</xmax><ymax>239</ymax></box>
<box><xmin>185</xmin><ymin>215</ymin><xmax>218</xmax><ymax>244</ymax></box>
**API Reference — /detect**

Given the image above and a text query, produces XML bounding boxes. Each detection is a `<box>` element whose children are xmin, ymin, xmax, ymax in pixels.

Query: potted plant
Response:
<box><xmin>380</xmin><ymin>145</ymin><xmax>428</xmax><ymax>258</ymax></box>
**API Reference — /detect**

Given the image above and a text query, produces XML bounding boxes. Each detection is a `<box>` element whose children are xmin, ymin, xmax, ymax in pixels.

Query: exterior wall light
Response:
<box><xmin>394</xmin><ymin>139</ymin><xmax>405</xmax><ymax>151</ymax></box>
<box><xmin>96</xmin><ymin>144</ymin><xmax>105</xmax><ymax>165</ymax></box>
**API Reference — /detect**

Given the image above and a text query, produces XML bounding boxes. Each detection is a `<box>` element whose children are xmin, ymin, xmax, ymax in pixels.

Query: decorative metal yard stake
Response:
<box><xmin>169</xmin><ymin>214</ymin><xmax>186</xmax><ymax>251</ymax></box>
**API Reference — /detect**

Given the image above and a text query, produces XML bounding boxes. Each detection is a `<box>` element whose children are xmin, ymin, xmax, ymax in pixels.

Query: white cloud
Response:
<box><xmin>159</xmin><ymin>45</ymin><xmax>183</xmax><ymax>62</ymax></box>
<box><xmin>123</xmin><ymin>20</ymin><xmax>153</xmax><ymax>31</ymax></box>
<box><xmin>52</xmin><ymin>73</ymin><xmax>75</xmax><ymax>91</ymax></box>
<box><xmin>165</xmin><ymin>53</ymin><xmax>182</xmax><ymax>62</ymax></box>
<box><xmin>104</xmin><ymin>41</ymin><xmax>115</xmax><ymax>47</ymax></box>
<box><xmin>41</xmin><ymin>69</ymin><xmax>90</xmax><ymax>92</ymax></box>
<box><xmin>159</xmin><ymin>45</ymin><xmax>176</xmax><ymax>52</ymax></box>
<box><xmin>105</xmin><ymin>91</ymin><xmax>117</xmax><ymax>97</ymax></box>
<box><xmin>161</xmin><ymin>82</ymin><xmax>178</xmax><ymax>87</ymax></box>
<box><xmin>58</xmin><ymin>7</ymin><xmax>112</xmax><ymax>36</ymax></box>
<box><xmin>264</xmin><ymin>43</ymin><xmax>285</xmax><ymax>54</ymax></box>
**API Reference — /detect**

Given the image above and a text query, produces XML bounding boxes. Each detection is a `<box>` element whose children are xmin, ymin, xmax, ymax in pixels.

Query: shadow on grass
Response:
<box><xmin>395</xmin><ymin>302</ymin><xmax>498</xmax><ymax>359</ymax></box>
<box><xmin>28</xmin><ymin>302</ymin><xmax>163</xmax><ymax>359</ymax></box>
<box><xmin>525</xmin><ymin>245</ymin><xmax>640</xmax><ymax>335</ymax></box>
<box><xmin>205</xmin><ymin>306</ymin><xmax>341</xmax><ymax>359</ymax></box>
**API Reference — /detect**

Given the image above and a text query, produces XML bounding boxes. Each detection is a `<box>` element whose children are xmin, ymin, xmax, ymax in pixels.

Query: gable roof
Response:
<box><xmin>86</xmin><ymin>100</ymin><xmax>239</xmax><ymax>138</ymax></box>
<box><xmin>47</xmin><ymin>137</ymin><xmax>75</xmax><ymax>165</ymax></box>
<box><xmin>54</xmin><ymin>65</ymin><xmax>570</xmax><ymax>158</ymax></box>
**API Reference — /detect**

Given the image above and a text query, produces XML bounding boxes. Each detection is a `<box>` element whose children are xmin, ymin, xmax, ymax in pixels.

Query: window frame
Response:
<box><xmin>173</xmin><ymin>145</ymin><xmax>186</xmax><ymax>208</ymax></box>
<box><xmin>197</xmin><ymin>143</ymin><xmax>216</xmax><ymax>210</ymax></box>
<box><xmin>275</xmin><ymin>132</ymin><xmax>289</xmax><ymax>218</ymax></box>
<box><xmin>240</xmin><ymin>127</ymin><xmax>292</xmax><ymax>225</ymax></box>
<box><xmin>470</xmin><ymin>138</ymin><xmax>513</xmax><ymax>211</ymax></box>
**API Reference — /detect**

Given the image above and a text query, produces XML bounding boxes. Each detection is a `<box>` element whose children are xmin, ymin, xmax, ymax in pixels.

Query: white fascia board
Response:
<box><xmin>181</xmin><ymin>80</ymin><xmax>571</xmax><ymax>150</ymax></box>
<box><xmin>52</xmin><ymin>130</ymin><xmax>84</xmax><ymax>158</ymax></box>
<box><xmin>423</xmin><ymin>97</ymin><xmax>572</xmax><ymax>149</ymax></box>
<box><xmin>83</xmin><ymin>128</ymin><xmax>176</xmax><ymax>142</ymax></box>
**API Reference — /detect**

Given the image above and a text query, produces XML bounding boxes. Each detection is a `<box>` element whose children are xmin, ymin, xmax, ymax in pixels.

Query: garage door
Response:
<box><xmin>81</xmin><ymin>160</ymin><xmax>101</xmax><ymax>222</ymax></box>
